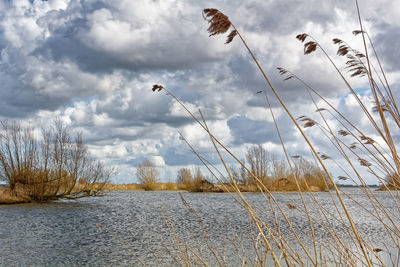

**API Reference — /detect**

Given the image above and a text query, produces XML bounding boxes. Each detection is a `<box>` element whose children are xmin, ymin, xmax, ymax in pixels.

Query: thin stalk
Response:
<box><xmin>232</xmin><ymin>25</ymin><xmax>372</xmax><ymax>266</ymax></box>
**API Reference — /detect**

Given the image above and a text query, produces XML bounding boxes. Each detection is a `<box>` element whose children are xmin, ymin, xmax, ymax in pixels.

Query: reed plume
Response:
<box><xmin>151</xmin><ymin>3</ymin><xmax>399</xmax><ymax>266</ymax></box>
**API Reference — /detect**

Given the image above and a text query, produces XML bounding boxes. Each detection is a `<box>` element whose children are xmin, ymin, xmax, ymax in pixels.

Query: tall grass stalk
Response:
<box><xmin>152</xmin><ymin>1</ymin><xmax>399</xmax><ymax>266</ymax></box>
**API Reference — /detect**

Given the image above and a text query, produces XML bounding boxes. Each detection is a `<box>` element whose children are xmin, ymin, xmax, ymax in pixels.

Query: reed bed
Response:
<box><xmin>150</xmin><ymin>1</ymin><xmax>400</xmax><ymax>266</ymax></box>
<box><xmin>102</xmin><ymin>183</ymin><xmax>182</xmax><ymax>191</ymax></box>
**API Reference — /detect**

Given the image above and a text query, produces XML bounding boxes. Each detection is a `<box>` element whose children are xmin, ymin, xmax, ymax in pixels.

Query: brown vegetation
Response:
<box><xmin>102</xmin><ymin>183</ymin><xmax>181</xmax><ymax>191</ymax></box>
<box><xmin>175</xmin><ymin>167</ymin><xmax>215</xmax><ymax>192</ymax></box>
<box><xmin>0</xmin><ymin>186</ymin><xmax>27</xmax><ymax>204</ymax></box>
<box><xmin>382</xmin><ymin>173</ymin><xmax>400</xmax><ymax>190</ymax></box>
<box><xmin>229</xmin><ymin>145</ymin><xmax>332</xmax><ymax>192</ymax></box>
<box><xmin>136</xmin><ymin>159</ymin><xmax>159</xmax><ymax>190</ymax></box>
<box><xmin>151</xmin><ymin>3</ymin><xmax>400</xmax><ymax>266</ymax></box>
<box><xmin>0</xmin><ymin>120</ymin><xmax>111</xmax><ymax>203</ymax></box>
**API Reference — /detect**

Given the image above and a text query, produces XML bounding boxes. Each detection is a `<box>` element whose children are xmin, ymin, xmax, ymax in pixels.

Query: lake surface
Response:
<box><xmin>0</xmin><ymin>190</ymin><xmax>399</xmax><ymax>266</ymax></box>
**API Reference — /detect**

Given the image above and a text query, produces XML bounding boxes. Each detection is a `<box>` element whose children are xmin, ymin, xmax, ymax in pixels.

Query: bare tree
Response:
<box><xmin>136</xmin><ymin>159</ymin><xmax>159</xmax><ymax>190</ymax></box>
<box><xmin>229</xmin><ymin>163</ymin><xmax>248</xmax><ymax>184</ymax></box>
<box><xmin>245</xmin><ymin>145</ymin><xmax>272</xmax><ymax>184</ymax></box>
<box><xmin>176</xmin><ymin>167</ymin><xmax>193</xmax><ymax>185</ymax></box>
<box><xmin>271</xmin><ymin>156</ymin><xmax>288</xmax><ymax>179</ymax></box>
<box><xmin>193</xmin><ymin>167</ymin><xmax>205</xmax><ymax>183</ymax></box>
<box><xmin>0</xmin><ymin>120</ymin><xmax>111</xmax><ymax>201</ymax></box>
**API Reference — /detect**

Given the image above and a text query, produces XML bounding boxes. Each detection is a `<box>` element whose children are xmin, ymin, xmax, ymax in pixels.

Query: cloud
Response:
<box><xmin>374</xmin><ymin>24</ymin><xmax>400</xmax><ymax>71</ymax></box>
<box><xmin>0</xmin><ymin>0</ymin><xmax>398</xmax><ymax>185</ymax></box>
<box><xmin>34</xmin><ymin>0</ymin><xmax>232</xmax><ymax>73</ymax></box>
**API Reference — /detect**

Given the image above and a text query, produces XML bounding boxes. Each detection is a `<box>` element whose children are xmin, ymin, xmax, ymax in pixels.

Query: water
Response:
<box><xmin>0</xmin><ymin>190</ymin><xmax>398</xmax><ymax>266</ymax></box>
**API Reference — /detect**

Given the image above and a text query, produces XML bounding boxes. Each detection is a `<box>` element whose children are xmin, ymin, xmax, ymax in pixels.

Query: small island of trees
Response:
<box><xmin>0</xmin><ymin>120</ymin><xmax>112</xmax><ymax>204</ymax></box>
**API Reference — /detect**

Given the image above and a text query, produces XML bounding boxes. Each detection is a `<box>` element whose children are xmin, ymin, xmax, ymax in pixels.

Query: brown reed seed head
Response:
<box><xmin>296</xmin><ymin>115</ymin><xmax>306</xmax><ymax>120</ymax></box>
<box><xmin>225</xmin><ymin>29</ymin><xmax>238</xmax><ymax>44</ymax></box>
<box><xmin>355</xmin><ymin>52</ymin><xmax>365</xmax><ymax>58</ymax></box>
<box><xmin>283</xmin><ymin>75</ymin><xmax>294</xmax><ymax>81</ymax></box>
<box><xmin>332</xmin><ymin>38</ymin><xmax>367</xmax><ymax>77</ymax></box>
<box><xmin>287</xmin><ymin>203</ymin><xmax>296</xmax><ymax>209</ymax></box>
<box><xmin>277</xmin><ymin>67</ymin><xmax>293</xmax><ymax>81</ymax></box>
<box><xmin>337</xmin><ymin>44</ymin><xmax>350</xmax><ymax>56</ymax></box>
<box><xmin>338</xmin><ymin>130</ymin><xmax>350</xmax><ymax>136</ymax></box>
<box><xmin>332</xmin><ymin>38</ymin><xmax>343</xmax><ymax>44</ymax></box>
<box><xmin>338</xmin><ymin>176</ymin><xmax>348</xmax><ymax>180</ymax></box>
<box><xmin>303</xmin><ymin>41</ymin><xmax>317</xmax><ymax>55</ymax></box>
<box><xmin>203</xmin><ymin>9</ymin><xmax>237</xmax><ymax>44</ymax></box>
<box><xmin>277</xmin><ymin>67</ymin><xmax>288</xmax><ymax>75</ymax></box>
<box><xmin>152</xmin><ymin>84</ymin><xmax>164</xmax><ymax>92</ymax></box>
<box><xmin>320</xmin><ymin>154</ymin><xmax>330</xmax><ymax>160</ymax></box>
<box><xmin>296</xmin><ymin>33</ymin><xmax>308</xmax><ymax>42</ymax></box>
<box><xmin>352</xmin><ymin>30</ymin><xmax>364</xmax><ymax>36</ymax></box>
<box><xmin>296</xmin><ymin>33</ymin><xmax>317</xmax><ymax>55</ymax></box>
<box><xmin>303</xmin><ymin>121</ymin><xmax>316</xmax><ymax>128</ymax></box>
<box><xmin>360</xmin><ymin>135</ymin><xmax>375</xmax><ymax>144</ymax></box>
<box><xmin>358</xmin><ymin>157</ymin><xmax>371</xmax><ymax>167</ymax></box>
<box><xmin>291</xmin><ymin>155</ymin><xmax>301</xmax><ymax>159</ymax></box>
<box><xmin>315</xmin><ymin>108</ymin><xmax>326</xmax><ymax>112</ymax></box>
<box><xmin>345</xmin><ymin>55</ymin><xmax>367</xmax><ymax>77</ymax></box>
<box><xmin>373</xmin><ymin>248</ymin><xmax>383</xmax><ymax>253</ymax></box>
<box><xmin>299</xmin><ymin>117</ymin><xmax>316</xmax><ymax>128</ymax></box>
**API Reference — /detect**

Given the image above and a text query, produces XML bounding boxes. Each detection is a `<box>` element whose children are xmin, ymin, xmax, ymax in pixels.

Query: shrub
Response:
<box><xmin>0</xmin><ymin>120</ymin><xmax>111</xmax><ymax>201</ymax></box>
<box><xmin>176</xmin><ymin>167</ymin><xmax>211</xmax><ymax>192</ymax></box>
<box><xmin>136</xmin><ymin>159</ymin><xmax>159</xmax><ymax>190</ymax></box>
<box><xmin>176</xmin><ymin>167</ymin><xmax>193</xmax><ymax>185</ymax></box>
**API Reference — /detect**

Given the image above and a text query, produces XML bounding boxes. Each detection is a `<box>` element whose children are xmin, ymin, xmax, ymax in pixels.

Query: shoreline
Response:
<box><xmin>0</xmin><ymin>183</ymin><xmax>383</xmax><ymax>205</ymax></box>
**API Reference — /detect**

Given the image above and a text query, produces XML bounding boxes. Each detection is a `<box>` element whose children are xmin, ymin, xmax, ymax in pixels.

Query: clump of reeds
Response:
<box><xmin>383</xmin><ymin>173</ymin><xmax>400</xmax><ymax>190</ymax></box>
<box><xmin>152</xmin><ymin>1</ymin><xmax>399</xmax><ymax>266</ymax></box>
<box><xmin>0</xmin><ymin>186</ymin><xmax>28</xmax><ymax>204</ymax></box>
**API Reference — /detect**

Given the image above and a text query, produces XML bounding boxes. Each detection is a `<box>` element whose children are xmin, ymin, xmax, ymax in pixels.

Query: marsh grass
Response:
<box><xmin>150</xmin><ymin>1</ymin><xmax>400</xmax><ymax>266</ymax></box>
<box><xmin>0</xmin><ymin>186</ymin><xmax>28</xmax><ymax>204</ymax></box>
<box><xmin>101</xmin><ymin>183</ymin><xmax>177</xmax><ymax>191</ymax></box>
<box><xmin>384</xmin><ymin>173</ymin><xmax>400</xmax><ymax>190</ymax></box>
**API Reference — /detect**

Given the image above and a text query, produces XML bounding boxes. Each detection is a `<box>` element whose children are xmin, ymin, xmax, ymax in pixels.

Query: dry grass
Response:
<box><xmin>216</xmin><ymin>175</ymin><xmax>330</xmax><ymax>193</ymax></box>
<box><xmin>150</xmin><ymin>2</ymin><xmax>400</xmax><ymax>266</ymax></box>
<box><xmin>102</xmin><ymin>183</ymin><xmax>183</xmax><ymax>191</ymax></box>
<box><xmin>0</xmin><ymin>186</ymin><xmax>29</xmax><ymax>204</ymax></box>
<box><xmin>0</xmin><ymin>182</ymin><xmax>111</xmax><ymax>204</ymax></box>
<box><xmin>382</xmin><ymin>173</ymin><xmax>400</xmax><ymax>190</ymax></box>
<box><xmin>98</xmin><ymin>178</ymin><xmax>330</xmax><ymax>193</ymax></box>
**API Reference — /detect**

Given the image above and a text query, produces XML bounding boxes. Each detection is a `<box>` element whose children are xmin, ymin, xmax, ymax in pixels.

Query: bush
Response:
<box><xmin>136</xmin><ymin>159</ymin><xmax>159</xmax><ymax>190</ymax></box>
<box><xmin>0</xmin><ymin>120</ymin><xmax>111</xmax><ymax>201</ymax></box>
<box><xmin>234</xmin><ymin>145</ymin><xmax>331</xmax><ymax>191</ymax></box>
<box><xmin>176</xmin><ymin>167</ymin><xmax>211</xmax><ymax>192</ymax></box>
<box><xmin>176</xmin><ymin>167</ymin><xmax>193</xmax><ymax>185</ymax></box>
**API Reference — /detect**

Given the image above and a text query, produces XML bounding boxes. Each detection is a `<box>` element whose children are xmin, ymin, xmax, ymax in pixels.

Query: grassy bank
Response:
<box><xmin>0</xmin><ymin>183</ymin><xmax>108</xmax><ymax>205</ymax></box>
<box><xmin>102</xmin><ymin>183</ymin><xmax>182</xmax><ymax>191</ymax></box>
<box><xmin>0</xmin><ymin>187</ymin><xmax>30</xmax><ymax>204</ymax></box>
<box><xmin>103</xmin><ymin>176</ymin><xmax>331</xmax><ymax>193</ymax></box>
<box><xmin>0</xmin><ymin>176</ymin><xmax>331</xmax><ymax>204</ymax></box>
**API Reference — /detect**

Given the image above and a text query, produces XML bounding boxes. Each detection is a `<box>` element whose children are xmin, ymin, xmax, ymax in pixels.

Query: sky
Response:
<box><xmin>0</xmin><ymin>0</ymin><xmax>399</xmax><ymax>184</ymax></box>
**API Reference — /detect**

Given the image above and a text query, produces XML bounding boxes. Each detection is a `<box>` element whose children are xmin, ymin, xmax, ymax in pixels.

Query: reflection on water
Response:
<box><xmin>0</xmin><ymin>190</ymin><xmax>398</xmax><ymax>266</ymax></box>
